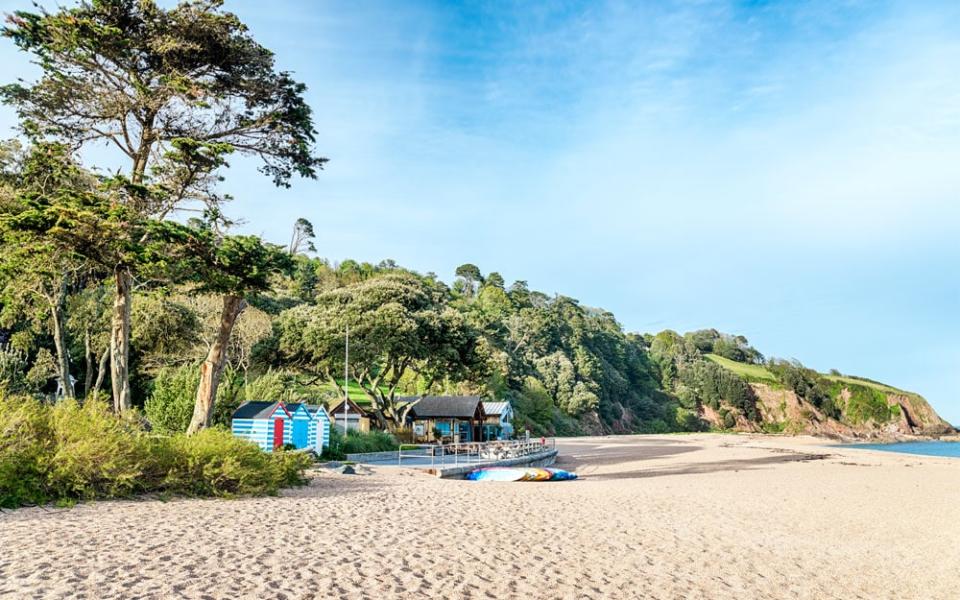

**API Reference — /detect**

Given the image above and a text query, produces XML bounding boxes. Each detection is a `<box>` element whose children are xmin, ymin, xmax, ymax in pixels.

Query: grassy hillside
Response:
<box><xmin>704</xmin><ymin>354</ymin><xmax>777</xmax><ymax>383</ymax></box>
<box><xmin>822</xmin><ymin>374</ymin><xmax>907</xmax><ymax>395</ymax></box>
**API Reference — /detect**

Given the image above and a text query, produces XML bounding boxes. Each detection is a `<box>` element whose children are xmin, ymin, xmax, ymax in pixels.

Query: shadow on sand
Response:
<box><xmin>578</xmin><ymin>452</ymin><xmax>831</xmax><ymax>481</ymax></box>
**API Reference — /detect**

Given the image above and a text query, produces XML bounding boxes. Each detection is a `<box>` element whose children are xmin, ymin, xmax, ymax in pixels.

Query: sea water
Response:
<box><xmin>841</xmin><ymin>441</ymin><xmax>960</xmax><ymax>458</ymax></box>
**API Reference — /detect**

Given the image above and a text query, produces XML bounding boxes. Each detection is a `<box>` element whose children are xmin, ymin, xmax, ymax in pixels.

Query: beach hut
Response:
<box><xmin>328</xmin><ymin>398</ymin><xmax>370</xmax><ymax>433</ymax></box>
<box><xmin>309</xmin><ymin>404</ymin><xmax>332</xmax><ymax>452</ymax></box>
<box><xmin>284</xmin><ymin>403</ymin><xmax>314</xmax><ymax>450</ymax></box>
<box><xmin>404</xmin><ymin>395</ymin><xmax>486</xmax><ymax>443</ymax></box>
<box><xmin>304</xmin><ymin>403</ymin><xmax>332</xmax><ymax>451</ymax></box>
<box><xmin>481</xmin><ymin>401</ymin><xmax>515</xmax><ymax>440</ymax></box>
<box><xmin>231</xmin><ymin>401</ymin><xmax>293</xmax><ymax>451</ymax></box>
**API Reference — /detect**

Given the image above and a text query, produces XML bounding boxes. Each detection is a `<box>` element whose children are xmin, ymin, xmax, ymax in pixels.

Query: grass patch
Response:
<box><xmin>823</xmin><ymin>374</ymin><xmax>907</xmax><ymax>395</ymax></box>
<box><xmin>705</xmin><ymin>354</ymin><xmax>777</xmax><ymax>383</ymax></box>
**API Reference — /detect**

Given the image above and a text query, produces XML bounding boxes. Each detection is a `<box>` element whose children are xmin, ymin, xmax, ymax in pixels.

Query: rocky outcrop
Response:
<box><xmin>700</xmin><ymin>383</ymin><xmax>954</xmax><ymax>440</ymax></box>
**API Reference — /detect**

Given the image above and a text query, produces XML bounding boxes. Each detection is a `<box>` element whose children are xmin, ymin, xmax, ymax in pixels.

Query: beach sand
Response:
<box><xmin>1</xmin><ymin>434</ymin><xmax>958</xmax><ymax>599</ymax></box>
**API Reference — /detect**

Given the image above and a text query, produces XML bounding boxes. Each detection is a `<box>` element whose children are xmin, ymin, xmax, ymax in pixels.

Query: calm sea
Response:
<box><xmin>841</xmin><ymin>441</ymin><xmax>960</xmax><ymax>458</ymax></box>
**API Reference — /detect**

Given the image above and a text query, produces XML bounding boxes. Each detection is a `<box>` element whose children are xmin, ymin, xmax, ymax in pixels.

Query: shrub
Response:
<box><xmin>145</xmin><ymin>365</ymin><xmax>200</xmax><ymax>433</ymax></box>
<box><xmin>46</xmin><ymin>399</ymin><xmax>153</xmax><ymax>500</ymax></box>
<box><xmin>162</xmin><ymin>429</ymin><xmax>311</xmax><ymax>497</ymax></box>
<box><xmin>322</xmin><ymin>428</ymin><xmax>398</xmax><ymax>460</ymax></box>
<box><xmin>0</xmin><ymin>395</ymin><xmax>54</xmax><ymax>507</ymax></box>
<box><xmin>0</xmin><ymin>395</ymin><xmax>311</xmax><ymax>508</ymax></box>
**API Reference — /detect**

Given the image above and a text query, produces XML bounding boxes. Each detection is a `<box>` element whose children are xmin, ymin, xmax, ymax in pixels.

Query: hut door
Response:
<box><xmin>273</xmin><ymin>418</ymin><xmax>285</xmax><ymax>449</ymax></box>
<box><xmin>293</xmin><ymin>419</ymin><xmax>308</xmax><ymax>449</ymax></box>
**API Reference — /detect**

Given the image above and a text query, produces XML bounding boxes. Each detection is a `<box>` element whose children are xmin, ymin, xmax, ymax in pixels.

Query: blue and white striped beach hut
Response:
<box><xmin>231</xmin><ymin>401</ymin><xmax>293</xmax><ymax>451</ymax></box>
<box><xmin>231</xmin><ymin>401</ymin><xmax>331</xmax><ymax>452</ymax></box>
<box><xmin>305</xmin><ymin>404</ymin><xmax>331</xmax><ymax>451</ymax></box>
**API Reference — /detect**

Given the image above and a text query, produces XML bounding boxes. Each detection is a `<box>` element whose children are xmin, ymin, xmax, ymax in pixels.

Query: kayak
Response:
<box><xmin>465</xmin><ymin>467</ymin><xmax>578</xmax><ymax>482</ymax></box>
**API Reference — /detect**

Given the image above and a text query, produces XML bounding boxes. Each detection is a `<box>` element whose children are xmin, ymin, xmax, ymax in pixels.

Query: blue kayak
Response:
<box><xmin>466</xmin><ymin>467</ymin><xmax>578</xmax><ymax>481</ymax></box>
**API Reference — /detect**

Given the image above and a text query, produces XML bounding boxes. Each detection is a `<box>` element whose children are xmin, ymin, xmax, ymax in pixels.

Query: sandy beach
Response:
<box><xmin>1</xmin><ymin>434</ymin><xmax>958</xmax><ymax>599</ymax></box>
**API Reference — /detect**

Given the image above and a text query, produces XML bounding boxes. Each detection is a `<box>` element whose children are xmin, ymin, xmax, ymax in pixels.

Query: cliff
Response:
<box><xmin>699</xmin><ymin>372</ymin><xmax>954</xmax><ymax>439</ymax></box>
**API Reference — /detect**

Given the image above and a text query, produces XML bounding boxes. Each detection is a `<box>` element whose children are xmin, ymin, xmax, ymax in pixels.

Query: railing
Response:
<box><xmin>394</xmin><ymin>438</ymin><xmax>556</xmax><ymax>467</ymax></box>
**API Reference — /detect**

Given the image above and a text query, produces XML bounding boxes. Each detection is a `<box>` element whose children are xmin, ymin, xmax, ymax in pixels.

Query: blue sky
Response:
<box><xmin>1</xmin><ymin>1</ymin><xmax>958</xmax><ymax>423</ymax></box>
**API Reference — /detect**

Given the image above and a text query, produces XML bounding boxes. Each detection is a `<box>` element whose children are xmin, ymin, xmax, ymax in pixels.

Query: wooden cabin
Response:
<box><xmin>231</xmin><ymin>401</ymin><xmax>330</xmax><ymax>452</ymax></box>
<box><xmin>405</xmin><ymin>396</ymin><xmax>486</xmax><ymax>443</ymax></box>
<box><xmin>328</xmin><ymin>398</ymin><xmax>371</xmax><ymax>433</ymax></box>
<box><xmin>481</xmin><ymin>401</ymin><xmax>515</xmax><ymax>440</ymax></box>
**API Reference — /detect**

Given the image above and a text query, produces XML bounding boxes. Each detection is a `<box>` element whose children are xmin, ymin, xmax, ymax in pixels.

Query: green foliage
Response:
<box><xmin>322</xmin><ymin>428</ymin><xmax>399</xmax><ymax>460</ymax></box>
<box><xmin>829</xmin><ymin>381</ymin><xmax>895</xmax><ymax>425</ymax></box>
<box><xmin>0</xmin><ymin>345</ymin><xmax>28</xmax><ymax>393</ymax></box>
<box><xmin>704</xmin><ymin>354</ymin><xmax>777</xmax><ymax>383</ymax></box>
<box><xmin>144</xmin><ymin>365</ymin><xmax>200</xmax><ymax>434</ymax></box>
<box><xmin>277</xmin><ymin>272</ymin><xmax>483</xmax><ymax>427</ymax></box>
<box><xmin>24</xmin><ymin>347</ymin><xmax>56</xmax><ymax>391</ymax></box>
<box><xmin>651</xmin><ymin>335</ymin><xmax>759</xmax><ymax>422</ymax></box>
<box><xmin>162</xmin><ymin>430</ymin><xmax>310</xmax><ymax>497</ymax></box>
<box><xmin>1</xmin><ymin>0</ymin><xmax>326</xmax><ymax>187</ymax></box>
<box><xmin>684</xmin><ymin>329</ymin><xmax>763</xmax><ymax>364</ymax></box>
<box><xmin>767</xmin><ymin>359</ymin><xmax>838</xmax><ymax>419</ymax></box>
<box><xmin>675</xmin><ymin>407</ymin><xmax>706</xmax><ymax>432</ymax></box>
<box><xmin>0</xmin><ymin>395</ymin><xmax>311</xmax><ymax>508</ymax></box>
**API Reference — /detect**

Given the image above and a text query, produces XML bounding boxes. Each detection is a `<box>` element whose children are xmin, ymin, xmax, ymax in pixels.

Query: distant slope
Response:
<box><xmin>703</xmin><ymin>355</ymin><xmax>952</xmax><ymax>438</ymax></box>
<box><xmin>704</xmin><ymin>354</ymin><xmax>777</xmax><ymax>383</ymax></box>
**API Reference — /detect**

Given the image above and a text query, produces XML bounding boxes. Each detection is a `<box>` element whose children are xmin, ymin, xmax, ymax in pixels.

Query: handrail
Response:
<box><xmin>395</xmin><ymin>438</ymin><xmax>555</xmax><ymax>466</ymax></box>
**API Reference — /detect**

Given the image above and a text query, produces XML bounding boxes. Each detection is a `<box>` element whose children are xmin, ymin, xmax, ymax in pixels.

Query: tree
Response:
<box><xmin>178</xmin><ymin>230</ymin><xmax>293</xmax><ymax>433</ymax></box>
<box><xmin>276</xmin><ymin>273</ymin><xmax>481</xmax><ymax>429</ymax></box>
<box><xmin>454</xmin><ymin>263</ymin><xmax>483</xmax><ymax>299</ymax></box>
<box><xmin>67</xmin><ymin>283</ymin><xmax>111</xmax><ymax>399</ymax></box>
<box><xmin>0</xmin><ymin>142</ymin><xmax>97</xmax><ymax>399</ymax></box>
<box><xmin>3</xmin><ymin>0</ymin><xmax>325</xmax><ymax>412</ymax></box>
<box><xmin>288</xmin><ymin>218</ymin><xmax>316</xmax><ymax>255</ymax></box>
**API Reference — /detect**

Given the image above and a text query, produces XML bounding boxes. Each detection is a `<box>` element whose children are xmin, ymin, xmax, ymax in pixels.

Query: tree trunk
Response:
<box><xmin>187</xmin><ymin>294</ymin><xmax>246</xmax><ymax>434</ymax></box>
<box><xmin>110</xmin><ymin>268</ymin><xmax>133</xmax><ymax>413</ymax></box>
<box><xmin>83</xmin><ymin>330</ymin><xmax>93</xmax><ymax>398</ymax></box>
<box><xmin>93</xmin><ymin>349</ymin><xmax>109</xmax><ymax>401</ymax></box>
<box><xmin>48</xmin><ymin>279</ymin><xmax>74</xmax><ymax>399</ymax></box>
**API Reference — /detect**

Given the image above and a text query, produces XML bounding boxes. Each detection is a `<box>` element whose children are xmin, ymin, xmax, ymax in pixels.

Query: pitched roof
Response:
<box><xmin>328</xmin><ymin>398</ymin><xmax>368</xmax><ymax>416</ymax></box>
<box><xmin>482</xmin><ymin>401</ymin><xmax>511</xmax><ymax>416</ymax></box>
<box><xmin>405</xmin><ymin>396</ymin><xmax>484</xmax><ymax>419</ymax></box>
<box><xmin>232</xmin><ymin>401</ymin><xmax>288</xmax><ymax>420</ymax></box>
<box><xmin>285</xmin><ymin>403</ymin><xmax>313</xmax><ymax>416</ymax></box>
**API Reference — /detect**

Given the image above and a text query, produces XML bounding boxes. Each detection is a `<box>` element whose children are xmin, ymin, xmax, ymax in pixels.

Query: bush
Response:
<box><xmin>145</xmin><ymin>365</ymin><xmax>200</xmax><ymax>433</ymax></box>
<box><xmin>162</xmin><ymin>429</ymin><xmax>310</xmax><ymax>497</ymax></box>
<box><xmin>0</xmin><ymin>395</ymin><xmax>312</xmax><ymax>508</ymax></box>
<box><xmin>322</xmin><ymin>428</ymin><xmax>398</xmax><ymax>460</ymax></box>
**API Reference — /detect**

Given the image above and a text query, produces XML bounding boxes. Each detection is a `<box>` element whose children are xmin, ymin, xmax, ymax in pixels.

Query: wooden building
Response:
<box><xmin>481</xmin><ymin>401</ymin><xmax>515</xmax><ymax>440</ymax></box>
<box><xmin>328</xmin><ymin>398</ymin><xmax>371</xmax><ymax>433</ymax></box>
<box><xmin>405</xmin><ymin>396</ymin><xmax>486</xmax><ymax>443</ymax></box>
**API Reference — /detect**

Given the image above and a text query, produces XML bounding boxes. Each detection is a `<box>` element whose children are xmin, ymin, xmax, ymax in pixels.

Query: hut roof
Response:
<box><xmin>482</xmin><ymin>401</ymin><xmax>511</xmax><ymax>417</ymax></box>
<box><xmin>328</xmin><ymin>398</ymin><xmax>368</xmax><ymax>416</ymax></box>
<box><xmin>405</xmin><ymin>396</ymin><xmax>484</xmax><ymax>419</ymax></box>
<box><xmin>232</xmin><ymin>401</ymin><xmax>289</xmax><ymax>420</ymax></box>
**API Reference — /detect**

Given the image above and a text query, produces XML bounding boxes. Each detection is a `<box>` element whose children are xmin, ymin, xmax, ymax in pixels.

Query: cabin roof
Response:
<box><xmin>405</xmin><ymin>396</ymin><xmax>485</xmax><ymax>419</ymax></box>
<box><xmin>328</xmin><ymin>398</ymin><xmax>368</xmax><ymax>417</ymax></box>
<box><xmin>482</xmin><ymin>401</ymin><xmax>511</xmax><ymax>417</ymax></box>
<box><xmin>232</xmin><ymin>401</ymin><xmax>290</xmax><ymax>420</ymax></box>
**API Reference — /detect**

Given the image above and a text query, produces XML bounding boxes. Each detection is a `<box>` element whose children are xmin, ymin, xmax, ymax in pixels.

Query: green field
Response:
<box><xmin>317</xmin><ymin>380</ymin><xmax>375</xmax><ymax>405</ymax></box>
<box><xmin>706</xmin><ymin>354</ymin><xmax>913</xmax><ymax>396</ymax></box>
<box><xmin>822</xmin><ymin>374</ymin><xmax>907</xmax><ymax>395</ymax></box>
<box><xmin>705</xmin><ymin>354</ymin><xmax>777</xmax><ymax>382</ymax></box>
